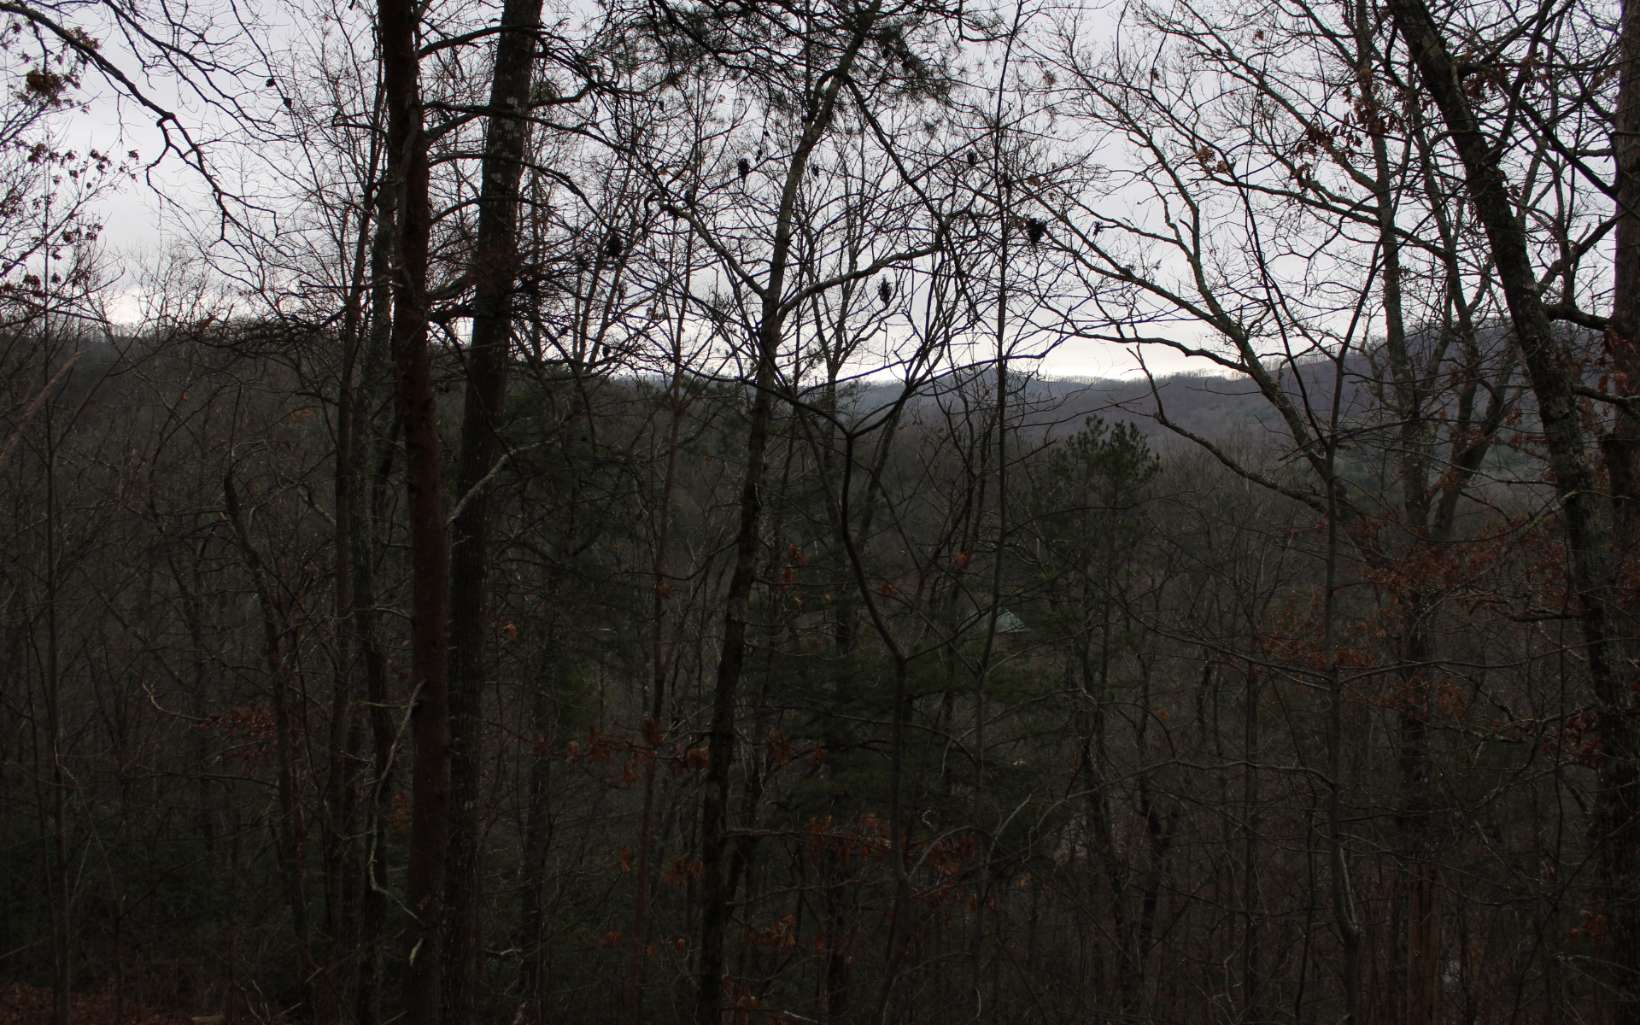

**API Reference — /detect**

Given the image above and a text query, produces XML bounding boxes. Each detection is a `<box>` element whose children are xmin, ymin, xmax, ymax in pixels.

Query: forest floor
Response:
<box><xmin>0</xmin><ymin>984</ymin><xmax>196</xmax><ymax>1025</ymax></box>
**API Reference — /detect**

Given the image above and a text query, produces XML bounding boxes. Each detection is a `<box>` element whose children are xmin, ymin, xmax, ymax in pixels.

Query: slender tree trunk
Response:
<box><xmin>694</xmin><ymin>310</ymin><xmax>780</xmax><ymax>1025</ymax></box>
<box><xmin>627</xmin><ymin>405</ymin><xmax>681</xmax><ymax>1022</ymax></box>
<box><xmin>1387</xmin><ymin>3</ymin><xmax>1640</xmax><ymax>1017</ymax></box>
<box><xmin>1243</xmin><ymin>665</ymin><xmax>1262</xmax><ymax>1023</ymax></box>
<box><xmin>355</xmin><ymin>190</ymin><xmax>398</xmax><ymax>1025</ymax></box>
<box><xmin>869</xmin><ymin>656</ymin><xmax>914</xmax><ymax>1025</ymax></box>
<box><xmin>1353</xmin><ymin>11</ymin><xmax>1445</xmax><ymax>1011</ymax></box>
<box><xmin>41</xmin><ymin>359</ymin><xmax>69</xmax><ymax>1025</ymax></box>
<box><xmin>443</xmin><ymin>2</ymin><xmax>545</xmax><ymax>1019</ymax></box>
<box><xmin>516</xmin><ymin>631</ymin><xmax>557</xmax><ymax>1025</ymax></box>
<box><xmin>1600</xmin><ymin>0</ymin><xmax>1640</xmax><ymax>1017</ymax></box>
<box><xmin>224</xmin><ymin>467</ymin><xmax>317</xmax><ymax>1010</ymax></box>
<box><xmin>377</xmin><ymin>2</ymin><xmax>450</xmax><ymax>1021</ymax></box>
<box><xmin>1321</xmin><ymin>474</ymin><xmax>1363</xmax><ymax>1025</ymax></box>
<box><xmin>328</xmin><ymin>121</ymin><xmax>386</xmax><ymax>1021</ymax></box>
<box><xmin>692</xmin><ymin>14</ymin><xmax>882</xmax><ymax>1020</ymax></box>
<box><xmin>1394</xmin><ymin>610</ymin><xmax>1441</xmax><ymax>1025</ymax></box>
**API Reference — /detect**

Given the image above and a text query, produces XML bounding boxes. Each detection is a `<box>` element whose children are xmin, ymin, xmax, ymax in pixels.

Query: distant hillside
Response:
<box><xmin>845</xmin><ymin>363</ymin><xmax>1372</xmax><ymax>445</ymax></box>
<box><xmin>843</xmin><ymin>325</ymin><xmax>1541</xmax><ymax>457</ymax></box>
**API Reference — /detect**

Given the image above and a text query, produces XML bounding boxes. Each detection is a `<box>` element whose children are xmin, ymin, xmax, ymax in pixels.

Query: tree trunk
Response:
<box><xmin>354</xmin><ymin>188</ymin><xmax>398</xmax><ymax>1025</ymax></box>
<box><xmin>223</xmin><ymin>468</ymin><xmax>316</xmax><ymax>1011</ymax></box>
<box><xmin>516</xmin><ymin>638</ymin><xmax>556</xmax><ymax>1025</ymax></box>
<box><xmin>327</xmin><ymin>110</ymin><xmax>387</xmax><ymax>1020</ymax></box>
<box><xmin>692</xmin><ymin>13</ymin><xmax>883</xmax><ymax>1022</ymax></box>
<box><xmin>628</xmin><ymin>368</ymin><xmax>687</xmax><ymax>1022</ymax></box>
<box><xmin>1386</xmin><ymin>2</ymin><xmax>1639</xmax><ymax>1017</ymax></box>
<box><xmin>443</xmin><ymin>2</ymin><xmax>545</xmax><ymax>1020</ymax></box>
<box><xmin>41</xmin><ymin>363</ymin><xmax>70</xmax><ymax>1025</ymax></box>
<box><xmin>694</xmin><ymin>304</ymin><xmax>780</xmax><ymax>1025</ymax></box>
<box><xmin>377</xmin><ymin>3</ymin><xmax>450</xmax><ymax>1022</ymax></box>
<box><xmin>1242</xmin><ymin>665</ymin><xmax>1262</xmax><ymax>1023</ymax></box>
<box><xmin>1600</xmin><ymin>0</ymin><xmax>1640</xmax><ymax>1015</ymax></box>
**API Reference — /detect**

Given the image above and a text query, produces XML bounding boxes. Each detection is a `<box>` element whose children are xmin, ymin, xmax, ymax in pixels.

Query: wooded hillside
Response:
<box><xmin>1</xmin><ymin>0</ymin><xmax>1637</xmax><ymax>1023</ymax></box>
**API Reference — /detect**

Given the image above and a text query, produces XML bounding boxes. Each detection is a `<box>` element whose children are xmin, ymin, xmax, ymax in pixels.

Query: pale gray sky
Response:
<box><xmin>62</xmin><ymin>0</ymin><xmax>1215</xmax><ymax>381</ymax></box>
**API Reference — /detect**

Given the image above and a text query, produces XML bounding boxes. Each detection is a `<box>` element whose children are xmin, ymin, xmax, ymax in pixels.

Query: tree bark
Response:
<box><xmin>443</xmin><ymin>1</ymin><xmax>545</xmax><ymax>1020</ymax></box>
<box><xmin>354</xmin><ymin>187</ymin><xmax>399</xmax><ymax>1025</ymax></box>
<box><xmin>377</xmin><ymin>2</ymin><xmax>450</xmax><ymax>1022</ymax></box>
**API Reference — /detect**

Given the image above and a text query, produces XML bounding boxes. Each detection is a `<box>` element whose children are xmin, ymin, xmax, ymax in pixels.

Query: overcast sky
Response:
<box><xmin>59</xmin><ymin>0</ymin><xmax>1219</xmax><ymax>382</ymax></box>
